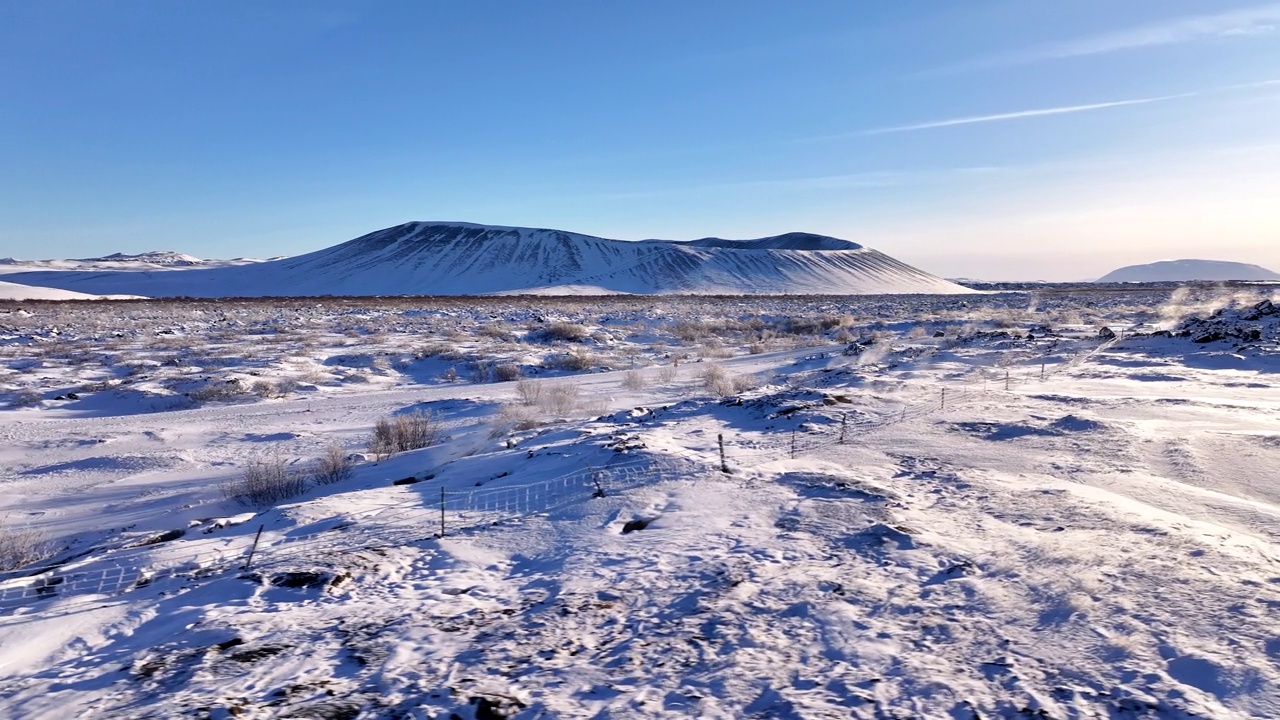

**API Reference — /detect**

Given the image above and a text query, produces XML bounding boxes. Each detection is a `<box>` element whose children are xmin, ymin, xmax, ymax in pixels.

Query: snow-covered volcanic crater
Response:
<box><xmin>1</xmin><ymin>222</ymin><xmax>971</xmax><ymax>297</ymax></box>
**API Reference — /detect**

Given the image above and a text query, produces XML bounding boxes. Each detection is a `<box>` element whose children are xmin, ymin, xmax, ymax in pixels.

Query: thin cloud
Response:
<box><xmin>943</xmin><ymin>3</ymin><xmax>1280</xmax><ymax>72</ymax></box>
<box><xmin>804</xmin><ymin>93</ymin><xmax>1195</xmax><ymax>141</ymax></box>
<box><xmin>802</xmin><ymin>79</ymin><xmax>1280</xmax><ymax>140</ymax></box>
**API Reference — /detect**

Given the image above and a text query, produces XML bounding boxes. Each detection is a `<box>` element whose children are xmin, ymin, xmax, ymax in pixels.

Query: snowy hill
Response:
<box><xmin>1096</xmin><ymin>258</ymin><xmax>1280</xmax><ymax>283</ymax></box>
<box><xmin>1</xmin><ymin>222</ymin><xmax>972</xmax><ymax>297</ymax></box>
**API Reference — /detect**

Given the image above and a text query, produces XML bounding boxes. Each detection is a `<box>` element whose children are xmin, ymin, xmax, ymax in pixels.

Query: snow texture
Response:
<box><xmin>1</xmin><ymin>287</ymin><xmax>1279</xmax><ymax>718</ymax></box>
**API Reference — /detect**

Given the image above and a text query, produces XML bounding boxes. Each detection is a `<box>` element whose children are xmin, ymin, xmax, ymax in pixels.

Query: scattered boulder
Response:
<box><xmin>140</xmin><ymin>528</ymin><xmax>185</xmax><ymax>546</ymax></box>
<box><xmin>1244</xmin><ymin>298</ymin><xmax>1278</xmax><ymax>320</ymax></box>
<box><xmin>470</xmin><ymin>695</ymin><xmax>526</xmax><ymax>719</ymax></box>
<box><xmin>1178</xmin><ymin>298</ymin><xmax>1279</xmax><ymax>345</ymax></box>
<box><xmin>268</xmin><ymin>571</ymin><xmax>331</xmax><ymax>589</ymax></box>
<box><xmin>214</xmin><ymin>637</ymin><xmax>244</xmax><ymax>652</ymax></box>
<box><xmin>621</xmin><ymin>518</ymin><xmax>652</xmax><ymax>534</ymax></box>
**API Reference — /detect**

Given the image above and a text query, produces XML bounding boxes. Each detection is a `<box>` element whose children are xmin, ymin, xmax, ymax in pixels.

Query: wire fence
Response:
<box><xmin>0</xmin><ymin>336</ymin><xmax>1120</xmax><ymax>619</ymax></box>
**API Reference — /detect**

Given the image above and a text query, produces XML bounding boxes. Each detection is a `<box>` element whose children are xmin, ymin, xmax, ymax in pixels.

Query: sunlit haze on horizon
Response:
<box><xmin>2</xmin><ymin>1</ymin><xmax>1278</xmax><ymax>281</ymax></box>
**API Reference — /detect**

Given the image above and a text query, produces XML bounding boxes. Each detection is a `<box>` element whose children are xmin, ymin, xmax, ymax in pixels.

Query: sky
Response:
<box><xmin>1</xmin><ymin>1</ymin><xmax>1278</xmax><ymax>281</ymax></box>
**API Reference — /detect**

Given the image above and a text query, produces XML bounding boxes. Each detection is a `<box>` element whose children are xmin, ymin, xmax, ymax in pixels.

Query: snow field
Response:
<box><xmin>0</xmin><ymin>288</ymin><xmax>1278</xmax><ymax>717</ymax></box>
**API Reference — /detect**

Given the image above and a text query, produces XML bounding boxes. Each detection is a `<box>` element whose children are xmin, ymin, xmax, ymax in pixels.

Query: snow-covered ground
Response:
<box><xmin>1</xmin><ymin>288</ymin><xmax>1278</xmax><ymax>718</ymax></box>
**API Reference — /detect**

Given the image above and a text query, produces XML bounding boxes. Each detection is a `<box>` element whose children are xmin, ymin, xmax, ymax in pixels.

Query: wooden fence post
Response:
<box><xmin>242</xmin><ymin>524</ymin><xmax>264</xmax><ymax>570</ymax></box>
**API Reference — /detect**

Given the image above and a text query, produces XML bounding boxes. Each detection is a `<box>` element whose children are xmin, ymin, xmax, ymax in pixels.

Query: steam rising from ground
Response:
<box><xmin>1155</xmin><ymin>286</ymin><xmax>1276</xmax><ymax>329</ymax></box>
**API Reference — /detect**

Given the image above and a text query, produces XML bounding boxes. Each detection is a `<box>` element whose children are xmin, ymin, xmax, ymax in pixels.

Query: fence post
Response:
<box><xmin>1005</xmin><ymin>370</ymin><xmax>1011</xmax><ymax>391</ymax></box>
<box><xmin>440</xmin><ymin>486</ymin><xmax>446</xmax><ymax>538</ymax></box>
<box><xmin>940</xmin><ymin>388</ymin><xmax>946</xmax><ymax>411</ymax></box>
<box><xmin>242</xmin><ymin>524</ymin><xmax>264</xmax><ymax>571</ymax></box>
<box><xmin>590</xmin><ymin>466</ymin><xmax>605</xmax><ymax>498</ymax></box>
<box><xmin>718</xmin><ymin>433</ymin><xmax>729</xmax><ymax>473</ymax></box>
<box><xmin>1041</xmin><ymin>362</ymin><xmax>1046</xmax><ymax>381</ymax></box>
<box><xmin>839</xmin><ymin>414</ymin><xmax>847</xmax><ymax>444</ymax></box>
<box><xmin>790</xmin><ymin>430</ymin><xmax>797</xmax><ymax>459</ymax></box>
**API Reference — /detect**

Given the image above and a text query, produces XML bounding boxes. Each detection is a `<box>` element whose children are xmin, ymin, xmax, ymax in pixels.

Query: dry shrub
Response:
<box><xmin>515</xmin><ymin>378</ymin><xmax>543</xmax><ymax>406</ymax></box>
<box><xmin>298</xmin><ymin>369</ymin><xmax>332</xmax><ymax>386</ymax></box>
<box><xmin>222</xmin><ymin>456</ymin><xmax>307</xmax><ymax>508</ymax></box>
<box><xmin>188</xmin><ymin>378</ymin><xmax>248</xmax><ymax>403</ymax></box>
<box><xmin>472</xmin><ymin>361</ymin><xmax>522</xmax><ymax>383</ymax></box>
<box><xmin>537</xmin><ymin>322</ymin><xmax>589</xmax><ymax>343</ymax></box>
<box><xmin>311</xmin><ymin>445</ymin><xmax>354</xmax><ymax>485</ymax></box>
<box><xmin>251</xmin><ymin>378</ymin><xmax>299</xmax><ymax>399</ymax></box>
<box><xmin>477</xmin><ymin>324</ymin><xmax>515</xmax><ymax>342</ymax></box>
<box><xmin>491</xmin><ymin>403</ymin><xmax>543</xmax><ymax>436</ymax></box>
<box><xmin>540</xmin><ymin>384</ymin><xmax>580</xmax><ymax>416</ymax></box>
<box><xmin>468</xmin><ymin>362</ymin><xmax>493</xmax><ymax>384</ymax></box>
<box><xmin>0</xmin><ymin>526</ymin><xmax>57</xmax><ymax>571</ymax></box>
<box><xmin>732</xmin><ymin>374</ymin><xmax>760</xmax><ymax>393</ymax></box>
<box><xmin>555</xmin><ymin>350</ymin><xmax>598</xmax><ymax>371</ymax></box>
<box><xmin>369</xmin><ymin>410</ymin><xmax>441</xmax><ymax>459</ymax></box>
<box><xmin>701</xmin><ymin>363</ymin><xmax>736</xmax><ymax>396</ymax></box>
<box><xmin>655</xmin><ymin>364</ymin><xmax>679</xmax><ymax>384</ymax></box>
<box><xmin>415</xmin><ymin>343</ymin><xmax>466</xmax><ymax>362</ymax></box>
<box><xmin>6</xmin><ymin>389</ymin><xmax>43</xmax><ymax>408</ymax></box>
<box><xmin>671</xmin><ymin>320</ymin><xmax>707</xmax><ymax>343</ymax></box>
<box><xmin>622</xmin><ymin>369</ymin><xmax>647</xmax><ymax>391</ymax></box>
<box><xmin>493</xmin><ymin>363</ymin><xmax>523</xmax><ymax>382</ymax></box>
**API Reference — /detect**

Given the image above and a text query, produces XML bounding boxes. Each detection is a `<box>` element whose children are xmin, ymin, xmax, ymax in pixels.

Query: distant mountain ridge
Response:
<box><xmin>77</xmin><ymin>251</ymin><xmax>204</xmax><ymax>266</ymax></box>
<box><xmin>1096</xmin><ymin>259</ymin><xmax>1280</xmax><ymax>283</ymax></box>
<box><xmin>0</xmin><ymin>221</ymin><xmax>973</xmax><ymax>297</ymax></box>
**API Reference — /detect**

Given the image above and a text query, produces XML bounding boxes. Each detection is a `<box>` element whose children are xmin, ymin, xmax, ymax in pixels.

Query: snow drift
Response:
<box><xmin>0</xmin><ymin>280</ymin><xmax>105</xmax><ymax>301</ymax></box>
<box><xmin>1</xmin><ymin>222</ymin><xmax>971</xmax><ymax>297</ymax></box>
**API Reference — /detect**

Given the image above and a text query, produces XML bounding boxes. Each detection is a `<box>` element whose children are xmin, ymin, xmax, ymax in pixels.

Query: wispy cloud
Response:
<box><xmin>945</xmin><ymin>3</ymin><xmax>1280</xmax><ymax>71</ymax></box>
<box><xmin>802</xmin><ymin>79</ymin><xmax>1280</xmax><ymax>140</ymax></box>
<box><xmin>800</xmin><ymin>93</ymin><xmax>1194</xmax><ymax>141</ymax></box>
<box><xmin>862</xmin><ymin>94</ymin><xmax>1192</xmax><ymax>136</ymax></box>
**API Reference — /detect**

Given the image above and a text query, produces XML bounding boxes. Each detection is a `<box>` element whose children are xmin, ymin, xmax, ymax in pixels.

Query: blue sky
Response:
<box><xmin>2</xmin><ymin>1</ymin><xmax>1278</xmax><ymax>280</ymax></box>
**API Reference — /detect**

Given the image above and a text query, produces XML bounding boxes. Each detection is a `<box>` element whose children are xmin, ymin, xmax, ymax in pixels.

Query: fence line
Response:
<box><xmin>0</xmin><ymin>336</ymin><xmax>1120</xmax><ymax>618</ymax></box>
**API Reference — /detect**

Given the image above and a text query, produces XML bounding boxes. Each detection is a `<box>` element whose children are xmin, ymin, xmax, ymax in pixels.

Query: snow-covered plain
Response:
<box><xmin>1</xmin><ymin>287</ymin><xmax>1279</xmax><ymax>718</ymax></box>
